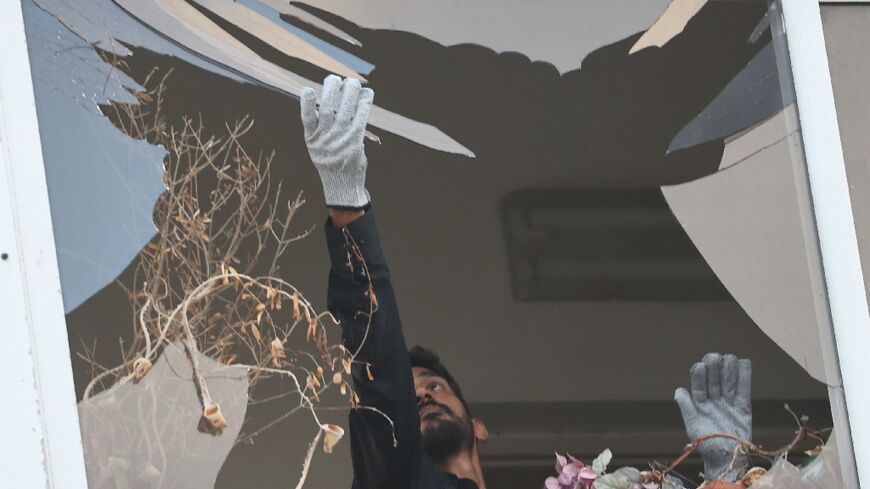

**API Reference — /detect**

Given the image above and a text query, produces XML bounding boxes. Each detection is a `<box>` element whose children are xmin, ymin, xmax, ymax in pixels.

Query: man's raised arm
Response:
<box><xmin>300</xmin><ymin>75</ymin><xmax>422</xmax><ymax>489</ymax></box>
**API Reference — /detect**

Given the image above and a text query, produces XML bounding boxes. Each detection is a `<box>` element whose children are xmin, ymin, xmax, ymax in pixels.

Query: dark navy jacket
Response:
<box><xmin>325</xmin><ymin>210</ymin><xmax>478</xmax><ymax>489</ymax></box>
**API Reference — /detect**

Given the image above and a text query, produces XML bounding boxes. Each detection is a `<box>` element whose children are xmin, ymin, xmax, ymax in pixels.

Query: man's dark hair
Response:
<box><xmin>408</xmin><ymin>346</ymin><xmax>470</xmax><ymax>414</ymax></box>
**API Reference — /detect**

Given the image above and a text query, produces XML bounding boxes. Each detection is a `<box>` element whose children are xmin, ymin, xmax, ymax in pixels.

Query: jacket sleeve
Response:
<box><xmin>324</xmin><ymin>209</ymin><xmax>422</xmax><ymax>489</ymax></box>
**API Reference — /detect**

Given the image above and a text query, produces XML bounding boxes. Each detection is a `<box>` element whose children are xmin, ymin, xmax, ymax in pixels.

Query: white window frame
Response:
<box><xmin>0</xmin><ymin>0</ymin><xmax>866</xmax><ymax>487</ymax></box>
<box><xmin>781</xmin><ymin>1</ymin><xmax>870</xmax><ymax>487</ymax></box>
<box><xmin>0</xmin><ymin>0</ymin><xmax>89</xmax><ymax>487</ymax></box>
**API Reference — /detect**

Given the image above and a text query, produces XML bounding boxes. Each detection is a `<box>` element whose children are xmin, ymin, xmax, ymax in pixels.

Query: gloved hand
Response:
<box><xmin>674</xmin><ymin>353</ymin><xmax>752</xmax><ymax>482</ymax></box>
<box><xmin>300</xmin><ymin>75</ymin><xmax>374</xmax><ymax>209</ymax></box>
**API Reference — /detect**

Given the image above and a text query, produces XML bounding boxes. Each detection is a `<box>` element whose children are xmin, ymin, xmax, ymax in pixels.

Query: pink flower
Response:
<box><xmin>545</xmin><ymin>477</ymin><xmax>563</xmax><ymax>489</ymax></box>
<box><xmin>577</xmin><ymin>467</ymin><xmax>598</xmax><ymax>484</ymax></box>
<box><xmin>547</xmin><ymin>453</ymin><xmax>599</xmax><ymax>489</ymax></box>
<box><xmin>555</xmin><ymin>453</ymin><xmax>568</xmax><ymax>472</ymax></box>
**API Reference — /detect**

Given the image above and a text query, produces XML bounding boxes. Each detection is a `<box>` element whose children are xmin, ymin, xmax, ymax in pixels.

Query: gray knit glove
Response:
<box><xmin>674</xmin><ymin>353</ymin><xmax>752</xmax><ymax>482</ymax></box>
<box><xmin>300</xmin><ymin>75</ymin><xmax>374</xmax><ymax>208</ymax></box>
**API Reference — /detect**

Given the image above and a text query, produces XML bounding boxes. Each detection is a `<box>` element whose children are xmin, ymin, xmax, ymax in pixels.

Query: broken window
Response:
<box><xmin>20</xmin><ymin>0</ymin><xmax>856</xmax><ymax>487</ymax></box>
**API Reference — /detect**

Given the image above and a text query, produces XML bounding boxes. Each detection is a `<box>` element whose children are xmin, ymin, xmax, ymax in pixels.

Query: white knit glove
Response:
<box><xmin>675</xmin><ymin>353</ymin><xmax>752</xmax><ymax>482</ymax></box>
<box><xmin>300</xmin><ymin>75</ymin><xmax>374</xmax><ymax>208</ymax></box>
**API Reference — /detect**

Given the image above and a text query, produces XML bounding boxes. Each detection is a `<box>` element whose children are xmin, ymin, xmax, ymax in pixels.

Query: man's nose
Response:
<box><xmin>415</xmin><ymin>386</ymin><xmax>432</xmax><ymax>405</ymax></box>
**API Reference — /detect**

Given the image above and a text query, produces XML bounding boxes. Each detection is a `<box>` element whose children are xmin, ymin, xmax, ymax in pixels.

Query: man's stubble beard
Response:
<box><xmin>421</xmin><ymin>413</ymin><xmax>474</xmax><ymax>464</ymax></box>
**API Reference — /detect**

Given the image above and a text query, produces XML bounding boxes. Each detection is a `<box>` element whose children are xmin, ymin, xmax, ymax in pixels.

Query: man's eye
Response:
<box><xmin>429</xmin><ymin>383</ymin><xmax>441</xmax><ymax>391</ymax></box>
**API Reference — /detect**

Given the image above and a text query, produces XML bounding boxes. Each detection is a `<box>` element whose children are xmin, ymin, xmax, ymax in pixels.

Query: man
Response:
<box><xmin>299</xmin><ymin>75</ymin><xmax>752</xmax><ymax>489</ymax></box>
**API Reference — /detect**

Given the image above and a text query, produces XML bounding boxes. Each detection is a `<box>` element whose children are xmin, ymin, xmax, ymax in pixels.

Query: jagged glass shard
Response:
<box><xmin>662</xmin><ymin>107</ymin><xmax>835</xmax><ymax>382</ymax></box>
<box><xmin>298</xmin><ymin>0</ymin><xmax>670</xmax><ymax>73</ymax></box>
<box><xmin>233</xmin><ymin>0</ymin><xmax>373</xmax><ymax>75</ymax></box>
<box><xmin>667</xmin><ymin>30</ymin><xmax>795</xmax><ymax>154</ymax></box>
<box><xmin>630</xmin><ymin>0</ymin><xmax>708</xmax><ymax>54</ymax></box>
<box><xmin>752</xmin><ymin>431</ymin><xmax>852</xmax><ymax>489</ymax></box>
<box><xmin>24</xmin><ymin>0</ymin><xmax>167</xmax><ymax>312</ymax></box>
<box><xmin>78</xmin><ymin>345</ymin><xmax>249</xmax><ymax>489</ymax></box>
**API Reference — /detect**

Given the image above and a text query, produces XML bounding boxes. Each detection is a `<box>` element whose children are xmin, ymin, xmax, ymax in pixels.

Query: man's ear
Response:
<box><xmin>472</xmin><ymin>418</ymin><xmax>489</xmax><ymax>444</ymax></box>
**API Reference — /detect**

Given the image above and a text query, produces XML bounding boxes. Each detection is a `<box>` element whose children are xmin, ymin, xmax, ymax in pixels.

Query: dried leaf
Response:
<box><xmin>251</xmin><ymin>323</ymin><xmax>261</xmax><ymax>342</ymax></box>
<box><xmin>340</xmin><ymin>383</ymin><xmax>347</xmax><ymax>395</ymax></box>
<box><xmin>270</xmin><ymin>338</ymin><xmax>285</xmax><ymax>367</ymax></box>
<box><xmin>306</xmin><ymin>319</ymin><xmax>316</xmax><ymax>342</ymax></box>
<box><xmin>342</xmin><ymin>357</ymin><xmax>352</xmax><ymax>375</ymax></box>
<box><xmin>292</xmin><ymin>292</ymin><xmax>301</xmax><ymax>320</ymax></box>
<box><xmin>365</xmin><ymin>363</ymin><xmax>374</xmax><ymax>381</ymax></box>
<box><xmin>255</xmin><ymin>303</ymin><xmax>266</xmax><ymax>312</ymax></box>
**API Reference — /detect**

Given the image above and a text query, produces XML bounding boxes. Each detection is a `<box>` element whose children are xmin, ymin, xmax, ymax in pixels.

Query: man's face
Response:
<box><xmin>413</xmin><ymin>367</ymin><xmax>474</xmax><ymax>462</ymax></box>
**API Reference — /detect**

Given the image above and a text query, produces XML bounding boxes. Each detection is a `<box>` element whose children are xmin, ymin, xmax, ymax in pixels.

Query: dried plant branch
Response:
<box><xmin>78</xmin><ymin>66</ymin><xmax>393</xmax><ymax>488</ymax></box>
<box><xmin>650</xmin><ymin>406</ymin><xmax>826</xmax><ymax>484</ymax></box>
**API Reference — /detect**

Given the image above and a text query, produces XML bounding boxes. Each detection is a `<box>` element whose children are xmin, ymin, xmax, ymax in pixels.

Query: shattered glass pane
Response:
<box><xmin>667</xmin><ymin>42</ymin><xmax>795</xmax><ymax>154</ymax></box>
<box><xmin>751</xmin><ymin>430</ymin><xmax>853</xmax><ymax>489</ymax></box>
<box><xmin>660</xmin><ymin>1</ymin><xmax>842</xmax><ymax>386</ymax></box>
<box><xmin>25</xmin><ymin>0</ymin><xmax>166</xmax><ymax>311</ymax></box>
<box><xmin>79</xmin><ymin>345</ymin><xmax>249</xmax><ymax>489</ymax></box>
<box><xmin>661</xmin><ymin>105</ymin><xmax>834</xmax><ymax>382</ymax></box>
<box><xmin>20</xmin><ymin>0</ymin><xmax>851</xmax><ymax>487</ymax></box>
<box><xmin>630</xmin><ymin>0</ymin><xmax>708</xmax><ymax>54</ymax></box>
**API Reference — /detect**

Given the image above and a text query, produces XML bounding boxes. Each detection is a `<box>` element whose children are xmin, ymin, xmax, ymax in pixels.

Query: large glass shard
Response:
<box><xmin>718</xmin><ymin>103</ymin><xmax>799</xmax><ymax>171</ymax></box>
<box><xmin>78</xmin><ymin>344</ymin><xmax>249</xmax><ymax>489</ymax></box>
<box><xmin>33</xmin><ymin>0</ymin><xmax>471</xmax><ymax>156</ymax></box>
<box><xmin>667</xmin><ymin>41</ymin><xmax>795</xmax><ymax>154</ymax></box>
<box><xmin>187</xmin><ymin>0</ymin><xmax>364</xmax><ymax>79</ymax></box>
<box><xmin>110</xmin><ymin>0</ymin><xmax>472</xmax><ymax>156</ymax></box>
<box><xmin>25</xmin><ymin>0</ymin><xmax>167</xmax><ymax>311</ymax></box>
<box><xmin>32</xmin><ymin>0</ymin><xmax>245</xmax><ymax>82</ymax></box>
<box><xmin>661</xmin><ymin>107</ymin><xmax>835</xmax><ymax>382</ymax></box>
<box><xmin>752</xmin><ymin>431</ymin><xmax>853</xmax><ymax>489</ymax></box>
<box><xmin>227</xmin><ymin>0</ymin><xmax>374</xmax><ymax>75</ymax></box>
<box><xmin>629</xmin><ymin>0</ymin><xmax>708</xmax><ymax>54</ymax></box>
<box><xmin>255</xmin><ymin>0</ymin><xmax>362</xmax><ymax>46</ymax></box>
<box><xmin>299</xmin><ymin>0</ymin><xmax>671</xmax><ymax>73</ymax></box>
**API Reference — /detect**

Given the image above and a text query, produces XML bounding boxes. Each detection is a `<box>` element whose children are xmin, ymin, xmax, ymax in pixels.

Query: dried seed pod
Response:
<box><xmin>365</xmin><ymin>363</ymin><xmax>374</xmax><ymax>381</ymax></box>
<box><xmin>704</xmin><ymin>482</ymin><xmax>744</xmax><ymax>489</ymax></box>
<box><xmin>270</xmin><ymin>338</ymin><xmax>285</xmax><ymax>367</ymax></box>
<box><xmin>292</xmin><ymin>292</ymin><xmax>301</xmax><ymax>320</ymax></box>
<box><xmin>198</xmin><ymin>402</ymin><xmax>227</xmax><ymax>436</ymax></box>
<box><xmin>333</xmin><ymin>372</ymin><xmax>342</xmax><ymax>385</ymax></box>
<box><xmin>132</xmin><ymin>357</ymin><xmax>152</xmax><ymax>383</ymax></box>
<box><xmin>321</xmin><ymin>424</ymin><xmax>345</xmax><ymax>454</ymax></box>
<box><xmin>139</xmin><ymin>463</ymin><xmax>161</xmax><ymax>483</ymax></box>
<box><xmin>307</xmin><ymin>317</ymin><xmax>317</xmax><ymax>342</ymax></box>
<box><xmin>309</xmin><ymin>373</ymin><xmax>321</xmax><ymax>389</ymax></box>
<box><xmin>741</xmin><ymin>467</ymin><xmax>767</xmax><ymax>487</ymax></box>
